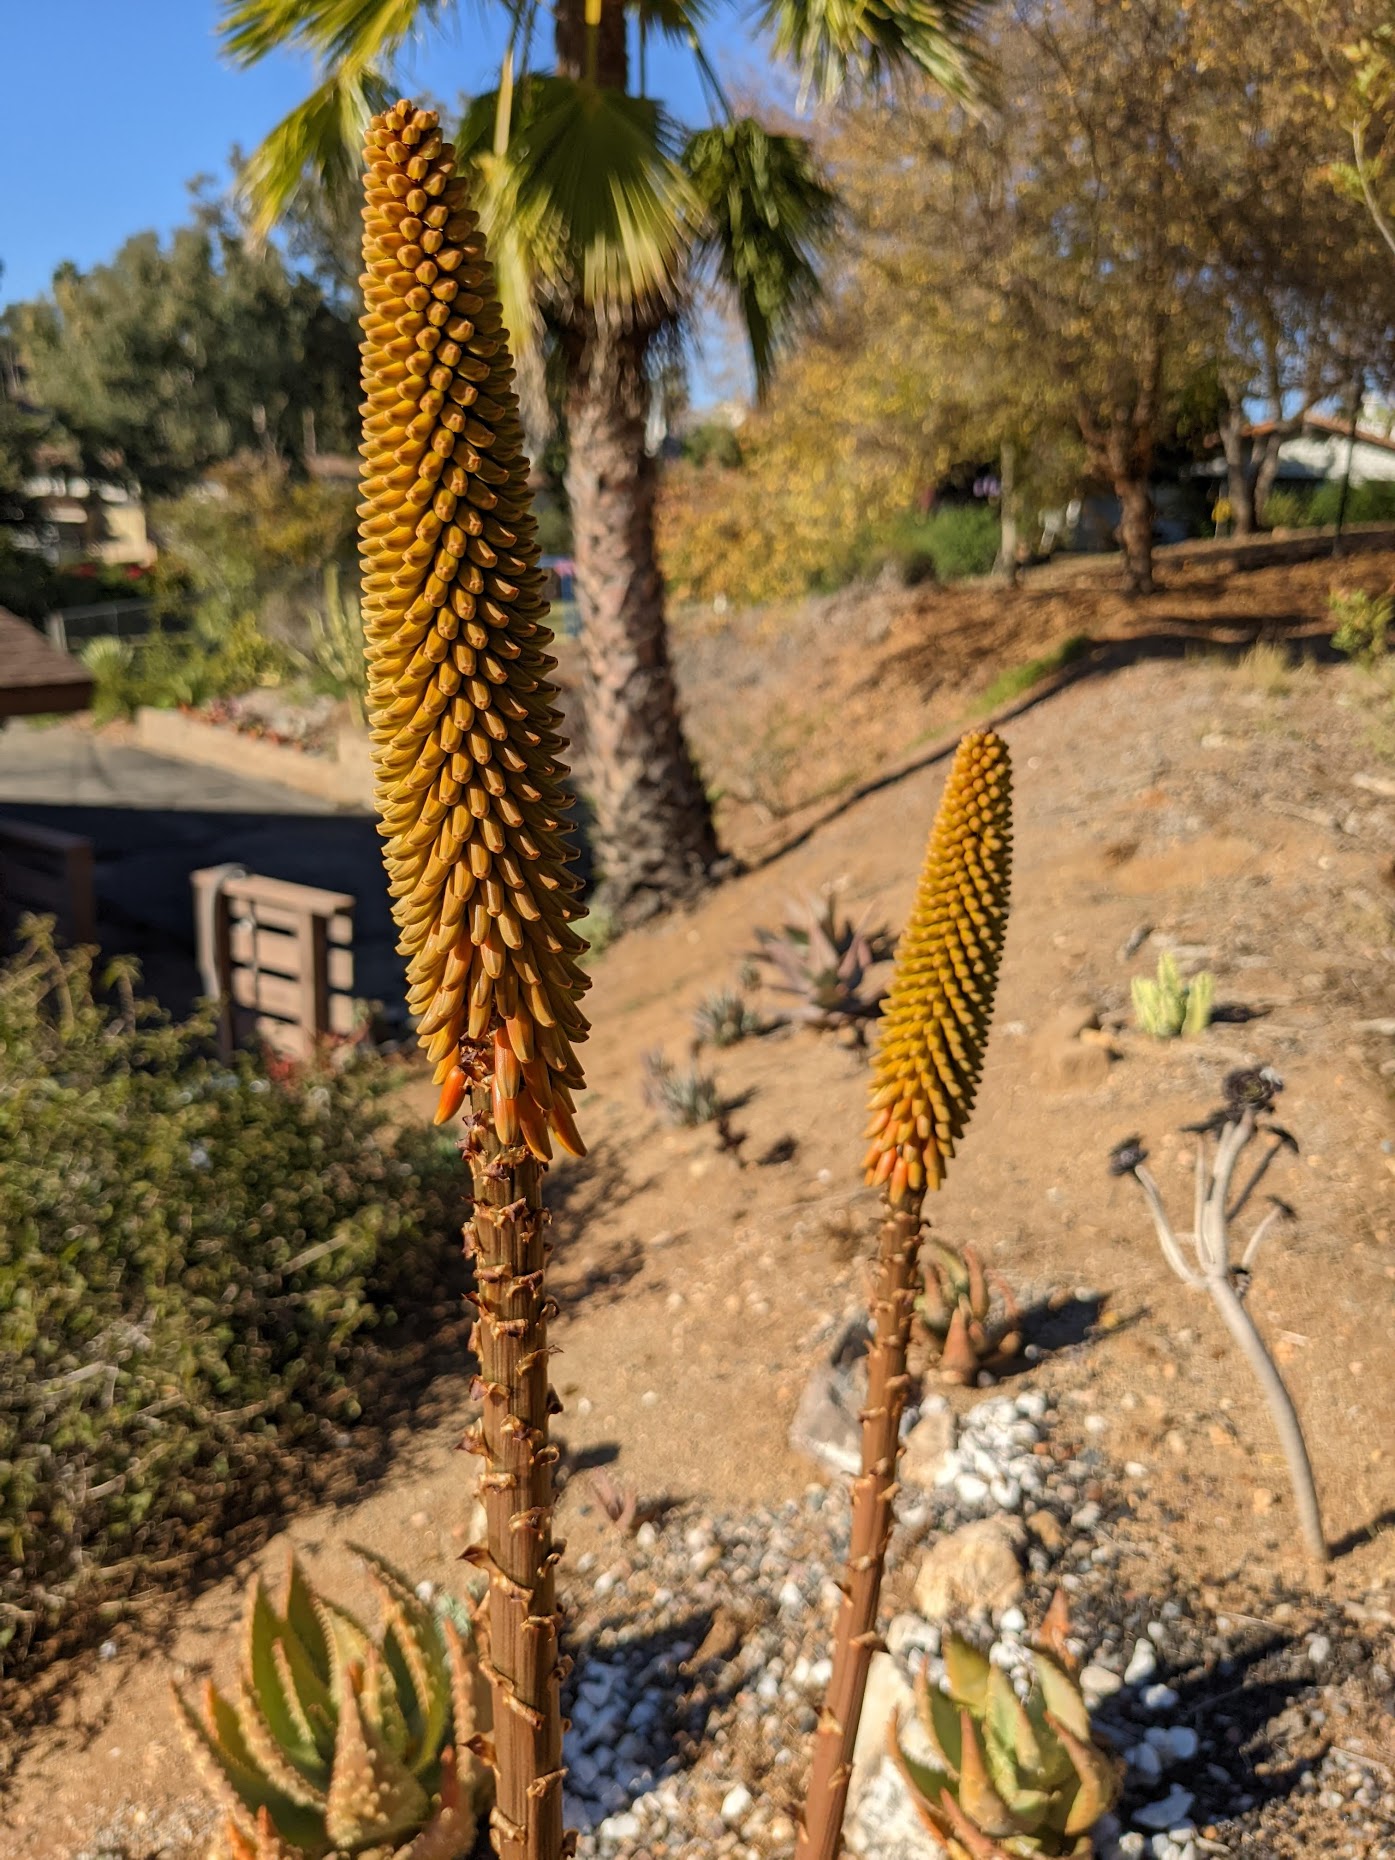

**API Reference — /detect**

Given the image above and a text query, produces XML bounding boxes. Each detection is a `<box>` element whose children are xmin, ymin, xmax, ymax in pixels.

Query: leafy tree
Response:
<box><xmin>8</xmin><ymin>198</ymin><xmax>359</xmax><ymax>497</ymax></box>
<box><xmin>219</xmin><ymin>0</ymin><xmax>991</xmax><ymax>921</ymax></box>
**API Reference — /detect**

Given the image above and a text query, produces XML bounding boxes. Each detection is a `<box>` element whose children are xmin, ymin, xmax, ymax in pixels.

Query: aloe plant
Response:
<box><xmin>359</xmin><ymin>100</ymin><xmax>589</xmax><ymax>1860</ymax></box>
<box><xmin>1131</xmin><ymin>952</ymin><xmax>1213</xmax><ymax>1039</ymax></box>
<box><xmin>920</xmin><ymin>1237</ymin><xmax>1023</xmax><ymax>1385</ymax></box>
<box><xmin>797</xmin><ymin>730</ymin><xmax>1014</xmax><ymax>1860</ymax></box>
<box><xmin>894</xmin><ymin>1614</ymin><xmax>1122</xmax><ymax>1858</ymax></box>
<box><xmin>752</xmin><ymin>893</ymin><xmax>893</xmax><ymax>1035</ymax></box>
<box><xmin>174</xmin><ymin>1548</ymin><xmax>490</xmax><ymax>1859</ymax></box>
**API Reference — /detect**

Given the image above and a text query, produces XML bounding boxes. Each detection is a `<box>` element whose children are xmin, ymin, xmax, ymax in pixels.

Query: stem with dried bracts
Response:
<box><xmin>797</xmin><ymin>730</ymin><xmax>1013</xmax><ymax>1860</ymax></box>
<box><xmin>359</xmin><ymin>98</ymin><xmax>590</xmax><ymax>1860</ymax></box>
<box><xmin>797</xmin><ymin>1203</ymin><xmax>922</xmax><ymax>1860</ymax></box>
<box><xmin>460</xmin><ymin>1074</ymin><xmax>570</xmax><ymax>1860</ymax></box>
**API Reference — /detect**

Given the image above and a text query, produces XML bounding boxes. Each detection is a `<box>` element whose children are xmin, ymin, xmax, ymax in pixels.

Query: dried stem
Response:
<box><xmin>795</xmin><ymin>1204</ymin><xmax>922</xmax><ymax>1860</ymax></box>
<box><xmin>463</xmin><ymin>1083</ymin><xmax>570</xmax><ymax>1860</ymax></box>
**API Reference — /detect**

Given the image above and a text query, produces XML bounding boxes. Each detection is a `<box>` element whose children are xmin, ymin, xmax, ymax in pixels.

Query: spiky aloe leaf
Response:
<box><xmin>958</xmin><ymin>1710</ymin><xmax>1020</xmax><ymax>1839</ymax></box>
<box><xmin>244</xmin><ymin>1578</ymin><xmax>324</xmax><ymax>1783</ymax></box>
<box><xmin>398</xmin><ymin>1747</ymin><xmax>480</xmax><ymax>1860</ymax></box>
<box><xmin>891</xmin><ymin>1732</ymin><xmax>956</xmax><ymax>1840</ymax></box>
<box><xmin>359</xmin><ymin>97</ymin><xmax>588</xmax><ymax>1160</ymax></box>
<box><xmin>1032</xmin><ymin>1653</ymin><xmax>1091</xmax><ymax>1745</ymax></box>
<box><xmin>354</xmin><ymin>1545</ymin><xmax>451</xmax><ymax>1769</ymax></box>
<box><xmin>235</xmin><ymin>1681</ymin><xmax>330</xmax><ymax>1811</ymax></box>
<box><xmin>271</xmin><ymin>1635</ymin><xmax>335</xmax><ymax>1768</ymax></box>
<box><xmin>1044</xmin><ymin>1713</ymin><xmax>1123</xmax><ymax>1838</ymax></box>
<box><xmin>944</xmin><ymin>1636</ymin><xmax>993</xmax><ymax>1712</ymax></box>
<box><xmin>865</xmin><ymin>730</ymin><xmax>1013</xmax><ymax>1202</ymax></box>
<box><xmin>283</xmin><ymin>1553</ymin><xmax>332</xmax><ymax>1682</ymax></box>
<box><xmin>324</xmin><ymin>1668</ymin><xmax>433</xmax><ymax>1849</ymax></box>
<box><xmin>916</xmin><ymin>1663</ymin><xmax>963</xmax><ymax>1777</ymax></box>
<box><xmin>171</xmin><ymin>1684</ymin><xmax>329</xmax><ymax>1856</ymax></box>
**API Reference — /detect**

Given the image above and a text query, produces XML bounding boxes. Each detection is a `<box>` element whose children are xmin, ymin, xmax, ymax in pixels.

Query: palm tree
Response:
<box><xmin>221</xmin><ymin>0</ymin><xmax>990</xmax><ymax>924</ymax></box>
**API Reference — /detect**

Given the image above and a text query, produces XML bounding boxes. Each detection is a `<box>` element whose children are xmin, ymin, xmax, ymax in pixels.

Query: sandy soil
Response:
<box><xmin>4</xmin><ymin>555</ymin><xmax>1395</xmax><ymax>1855</ymax></box>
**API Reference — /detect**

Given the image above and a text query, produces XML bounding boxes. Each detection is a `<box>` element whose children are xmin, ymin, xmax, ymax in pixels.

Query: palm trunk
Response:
<box><xmin>796</xmin><ymin>1207</ymin><xmax>921</xmax><ymax>1860</ymax></box>
<box><xmin>563</xmin><ymin>324</ymin><xmax>719</xmax><ymax>922</ymax></box>
<box><xmin>551</xmin><ymin>0</ymin><xmax>718</xmax><ymax>926</ymax></box>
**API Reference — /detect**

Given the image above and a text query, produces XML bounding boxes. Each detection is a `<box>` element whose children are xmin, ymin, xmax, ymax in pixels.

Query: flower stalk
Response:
<box><xmin>797</xmin><ymin>729</ymin><xmax>1013</xmax><ymax>1860</ymax></box>
<box><xmin>359</xmin><ymin>98</ymin><xmax>590</xmax><ymax>1860</ymax></box>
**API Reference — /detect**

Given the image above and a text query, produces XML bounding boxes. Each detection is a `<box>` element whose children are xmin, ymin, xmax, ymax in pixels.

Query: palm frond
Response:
<box><xmin>761</xmin><ymin>0</ymin><xmax>994</xmax><ymax>104</ymax></box>
<box><xmin>220</xmin><ymin>0</ymin><xmax>451</xmax><ymax>69</ymax></box>
<box><xmin>503</xmin><ymin>76</ymin><xmax>698</xmax><ymax>313</ymax></box>
<box><xmin>633</xmin><ymin>0</ymin><xmax>715</xmax><ymax>43</ymax></box>
<box><xmin>237</xmin><ymin>65</ymin><xmax>396</xmax><ymax>237</ymax></box>
<box><xmin>685</xmin><ymin>119</ymin><xmax>836</xmax><ymax>392</ymax></box>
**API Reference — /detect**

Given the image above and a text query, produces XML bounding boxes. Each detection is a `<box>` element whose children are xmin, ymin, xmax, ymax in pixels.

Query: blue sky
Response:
<box><xmin>1</xmin><ymin>2</ymin><xmax>778</xmax><ymax>354</ymax></box>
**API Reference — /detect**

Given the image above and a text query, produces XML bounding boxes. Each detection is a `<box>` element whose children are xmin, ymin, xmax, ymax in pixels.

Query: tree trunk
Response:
<box><xmin>563</xmin><ymin>323</ymin><xmax>719</xmax><ymax>922</ymax></box>
<box><xmin>1218</xmin><ymin>400</ymin><xmax>1256</xmax><ymax>535</ymax></box>
<box><xmin>1114</xmin><ymin>472</ymin><xmax>1154</xmax><ymax>595</ymax></box>
<box><xmin>993</xmin><ymin>440</ymin><xmax>1020</xmax><ymax>582</ymax></box>
<box><xmin>1253</xmin><ymin>434</ymin><xmax>1286</xmax><ymax>527</ymax></box>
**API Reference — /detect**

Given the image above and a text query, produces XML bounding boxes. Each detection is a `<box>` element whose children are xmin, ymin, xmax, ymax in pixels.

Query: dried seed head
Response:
<box><xmin>359</xmin><ymin>99</ymin><xmax>587</xmax><ymax>1160</ymax></box>
<box><xmin>864</xmin><ymin>729</ymin><xmax>1012</xmax><ymax>1202</ymax></box>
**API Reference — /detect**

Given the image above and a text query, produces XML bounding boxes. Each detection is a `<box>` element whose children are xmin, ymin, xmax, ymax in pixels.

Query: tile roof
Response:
<box><xmin>0</xmin><ymin>606</ymin><xmax>93</xmax><ymax>718</ymax></box>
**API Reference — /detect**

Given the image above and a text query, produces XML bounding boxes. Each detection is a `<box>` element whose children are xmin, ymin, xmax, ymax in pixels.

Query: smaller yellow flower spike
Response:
<box><xmin>864</xmin><ymin>730</ymin><xmax>1012</xmax><ymax>1203</ymax></box>
<box><xmin>358</xmin><ymin>100</ymin><xmax>588</xmax><ymax>1160</ymax></box>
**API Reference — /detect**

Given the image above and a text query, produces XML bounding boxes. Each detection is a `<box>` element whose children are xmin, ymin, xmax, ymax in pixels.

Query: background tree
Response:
<box><xmin>219</xmin><ymin>0</ymin><xmax>990</xmax><ymax>922</ymax></box>
<box><xmin>8</xmin><ymin>196</ymin><xmax>359</xmax><ymax>498</ymax></box>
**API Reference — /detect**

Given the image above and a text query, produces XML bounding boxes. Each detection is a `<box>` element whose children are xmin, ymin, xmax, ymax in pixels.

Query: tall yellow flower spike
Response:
<box><xmin>864</xmin><ymin>729</ymin><xmax>1012</xmax><ymax>1202</ymax></box>
<box><xmin>358</xmin><ymin>100</ymin><xmax>588</xmax><ymax>1160</ymax></box>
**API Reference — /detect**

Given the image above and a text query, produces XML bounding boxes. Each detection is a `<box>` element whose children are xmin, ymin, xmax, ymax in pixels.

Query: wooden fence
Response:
<box><xmin>0</xmin><ymin>819</ymin><xmax>96</xmax><ymax>945</ymax></box>
<box><xmin>192</xmin><ymin>867</ymin><xmax>358</xmax><ymax>1059</ymax></box>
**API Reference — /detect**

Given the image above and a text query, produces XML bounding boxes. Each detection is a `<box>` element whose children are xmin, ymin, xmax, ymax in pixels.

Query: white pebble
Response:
<box><xmin>1132</xmin><ymin>1785</ymin><xmax>1194</xmax><ymax>1831</ymax></box>
<box><xmin>778</xmin><ymin>1579</ymin><xmax>804</xmax><ymax>1613</ymax></box>
<box><xmin>1307</xmin><ymin>1633</ymin><xmax>1332</xmax><ymax>1665</ymax></box>
<box><xmin>1125</xmin><ymin>1639</ymin><xmax>1159</xmax><ymax>1685</ymax></box>
<box><xmin>635</xmin><ymin>1521</ymin><xmax>658</xmax><ymax>1550</ymax></box>
<box><xmin>1085</xmin><ymin>1413</ymin><xmax>1108</xmax><ymax>1435</ymax></box>
<box><xmin>1141</xmin><ymin>1683</ymin><xmax>1180</xmax><ymax>1712</ymax></box>
<box><xmin>1129</xmin><ymin>1741</ymin><xmax>1163</xmax><ymax>1781</ymax></box>
<box><xmin>955</xmin><ymin>1473</ymin><xmax>990</xmax><ymax>1505</ymax></box>
<box><xmin>1080</xmin><ymin>1664</ymin><xmax>1123</xmax><ymax>1706</ymax></box>
<box><xmin>721</xmin><ymin>1783</ymin><xmax>754</xmax><ymax>1825</ymax></box>
<box><xmin>808</xmin><ymin>1657</ymin><xmax>833</xmax><ymax>1688</ymax></box>
<box><xmin>989</xmin><ymin>1477</ymin><xmax>1022</xmax><ymax>1511</ymax></box>
<box><xmin>999</xmin><ymin>1606</ymin><xmax>1026</xmax><ymax>1635</ymax></box>
<box><xmin>1125</xmin><ymin>1461</ymin><xmax>1149</xmax><ymax>1478</ymax></box>
<box><xmin>1145</xmin><ymin>1725</ymin><xmax>1199</xmax><ymax>1763</ymax></box>
<box><xmin>1015</xmin><ymin>1390</ymin><xmax>1047</xmax><ymax>1419</ymax></box>
<box><xmin>598</xmin><ymin>1811</ymin><xmax>642</xmax><ymax>1842</ymax></box>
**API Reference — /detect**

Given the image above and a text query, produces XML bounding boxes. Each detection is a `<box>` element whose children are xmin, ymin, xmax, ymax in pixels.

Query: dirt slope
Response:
<box><xmin>5</xmin><ymin>575</ymin><xmax>1395</xmax><ymax>1855</ymax></box>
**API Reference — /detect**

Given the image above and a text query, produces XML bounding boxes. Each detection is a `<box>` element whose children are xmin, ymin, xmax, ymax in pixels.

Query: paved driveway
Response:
<box><xmin>0</xmin><ymin>722</ymin><xmax>405</xmax><ymax>1019</ymax></box>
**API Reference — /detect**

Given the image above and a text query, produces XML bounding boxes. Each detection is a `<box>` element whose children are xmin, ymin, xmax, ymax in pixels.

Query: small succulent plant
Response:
<box><xmin>1131</xmin><ymin>953</ymin><xmax>1213</xmax><ymax>1040</ymax></box>
<box><xmin>752</xmin><ymin>893</ymin><xmax>893</xmax><ymax>1036</ymax></box>
<box><xmin>642</xmin><ymin>1048</ymin><xmax>720</xmax><ymax>1126</ymax></box>
<box><xmin>175</xmin><ymin>1547</ymin><xmax>490</xmax><ymax>1860</ymax></box>
<box><xmin>919</xmin><ymin>1238</ymin><xmax>1022</xmax><ymax>1385</ymax></box>
<box><xmin>693</xmin><ymin>987</ymin><xmax>763</xmax><ymax>1049</ymax></box>
<box><xmin>894</xmin><ymin>1618</ymin><xmax>1121</xmax><ymax>1858</ymax></box>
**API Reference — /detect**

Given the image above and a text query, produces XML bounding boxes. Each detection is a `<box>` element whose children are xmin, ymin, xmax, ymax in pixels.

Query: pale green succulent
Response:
<box><xmin>1132</xmin><ymin>953</ymin><xmax>1213</xmax><ymax>1040</ymax></box>
<box><xmin>894</xmin><ymin>1631</ymin><xmax>1122</xmax><ymax>1858</ymax></box>
<box><xmin>174</xmin><ymin>1547</ymin><xmax>490</xmax><ymax>1860</ymax></box>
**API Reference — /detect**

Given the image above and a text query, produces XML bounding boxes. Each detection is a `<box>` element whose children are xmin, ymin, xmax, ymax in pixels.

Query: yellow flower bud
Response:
<box><xmin>865</xmin><ymin>729</ymin><xmax>1012</xmax><ymax>1201</ymax></box>
<box><xmin>359</xmin><ymin>100</ymin><xmax>587</xmax><ymax>1159</ymax></box>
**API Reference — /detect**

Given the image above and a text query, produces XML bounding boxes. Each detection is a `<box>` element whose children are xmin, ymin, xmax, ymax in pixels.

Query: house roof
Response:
<box><xmin>1245</xmin><ymin>412</ymin><xmax>1395</xmax><ymax>453</ymax></box>
<box><xmin>0</xmin><ymin>607</ymin><xmax>93</xmax><ymax>718</ymax></box>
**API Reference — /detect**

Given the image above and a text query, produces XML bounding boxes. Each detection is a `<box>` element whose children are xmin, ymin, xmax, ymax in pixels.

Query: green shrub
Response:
<box><xmin>1259</xmin><ymin>487</ymin><xmax>1314</xmax><ymax>531</ymax></box>
<box><xmin>80</xmin><ymin>617</ymin><xmax>290</xmax><ymax>722</ymax></box>
<box><xmin>0</xmin><ymin>923</ymin><xmax>466</xmax><ymax>1681</ymax></box>
<box><xmin>1329</xmin><ymin>586</ymin><xmax>1392</xmax><ymax>667</ymax></box>
<box><xmin>980</xmin><ymin>633</ymin><xmax>1093</xmax><ymax>709</ymax></box>
<box><xmin>877</xmin><ymin>504</ymin><xmax>1002</xmax><ymax>584</ymax></box>
<box><xmin>1308</xmin><ymin>479</ymin><xmax>1395</xmax><ymax>526</ymax></box>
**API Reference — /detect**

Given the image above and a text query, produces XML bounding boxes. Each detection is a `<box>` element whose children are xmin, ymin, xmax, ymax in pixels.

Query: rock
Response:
<box><xmin>789</xmin><ymin>1321</ymin><xmax>872</xmax><ymax>1476</ymax></box>
<box><xmin>1081</xmin><ymin>1663</ymin><xmax>1124</xmax><ymax>1707</ymax></box>
<box><xmin>900</xmin><ymin>1400</ymin><xmax>957</xmax><ymax>1487</ymax></box>
<box><xmin>1031</xmin><ymin>1002</ymin><xmax>1115</xmax><ymax>1092</ymax></box>
<box><xmin>846</xmin><ymin>1754</ymin><xmax>934</xmax><ymax>1860</ymax></box>
<box><xmin>1027</xmin><ymin>1509</ymin><xmax>1067</xmax><ymax>1552</ymax></box>
<box><xmin>1129</xmin><ymin>1741</ymin><xmax>1164</xmax><ymax>1781</ymax></box>
<box><xmin>1140</xmin><ymin>1683</ymin><xmax>1180</xmax><ymax>1712</ymax></box>
<box><xmin>1145</xmin><ymin>1725</ymin><xmax>1199</xmax><ymax>1764</ymax></box>
<box><xmin>913</xmin><ymin>1517</ymin><xmax>1026</xmax><ymax>1620</ymax></box>
<box><xmin>1125</xmin><ymin>1639</ymin><xmax>1159</xmax><ymax>1685</ymax></box>
<box><xmin>721</xmin><ymin>1783</ymin><xmax>753</xmax><ymax>1826</ymax></box>
<box><xmin>848</xmin><ymin>1653</ymin><xmax>916</xmax><ymax>1812</ymax></box>
<box><xmin>1133</xmin><ymin>1786</ymin><xmax>1195</xmax><ymax>1831</ymax></box>
<box><xmin>1307</xmin><ymin>1633</ymin><xmax>1332</xmax><ymax>1664</ymax></box>
<box><xmin>955</xmin><ymin>1472</ymin><xmax>990</xmax><ymax>1506</ymax></box>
